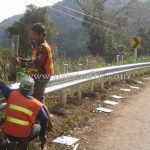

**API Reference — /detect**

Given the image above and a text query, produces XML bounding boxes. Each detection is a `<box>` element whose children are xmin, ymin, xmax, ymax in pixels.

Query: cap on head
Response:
<box><xmin>20</xmin><ymin>76</ymin><xmax>35</xmax><ymax>91</ymax></box>
<box><xmin>31</xmin><ymin>23</ymin><xmax>46</xmax><ymax>36</ymax></box>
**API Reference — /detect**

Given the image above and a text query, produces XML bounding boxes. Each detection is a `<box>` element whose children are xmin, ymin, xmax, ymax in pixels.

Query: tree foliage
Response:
<box><xmin>0</xmin><ymin>48</ymin><xmax>10</xmax><ymax>80</ymax></box>
<box><xmin>7</xmin><ymin>5</ymin><xmax>53</xmax><ymax>57</ymax></box>
<box><xmin>138</xmin><ymin>27</ymin><xmax>150</xmax><ymax>57</ymax></box>
<box><xmin>77</xmin><ymin>0</ymin><xmax>137</xmax><ymax>62</ymax></box>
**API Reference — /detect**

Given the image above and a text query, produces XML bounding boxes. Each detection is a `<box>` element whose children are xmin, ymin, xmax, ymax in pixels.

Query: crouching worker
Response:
<box><xmin>0</xmin><ymin>76</ymin><xmax>53</xmax><ymax>150</ymax></box>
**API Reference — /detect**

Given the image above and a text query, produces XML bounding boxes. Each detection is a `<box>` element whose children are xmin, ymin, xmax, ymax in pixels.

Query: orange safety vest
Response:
<box><xmin>4</xmin><ymin>91</ymin><xmax>43</xmax><ymax>138</ymax></box>
<box><xmin>29</xmin><ymin>42</ymin><xmax>54</xmax><ymax>76</ymax></box>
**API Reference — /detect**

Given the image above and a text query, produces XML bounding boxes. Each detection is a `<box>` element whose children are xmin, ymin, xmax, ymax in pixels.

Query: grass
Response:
<box><xmin>0</xmin><ymin>47</ymin><xmax>150</xmax><ymax>148</ymax></box>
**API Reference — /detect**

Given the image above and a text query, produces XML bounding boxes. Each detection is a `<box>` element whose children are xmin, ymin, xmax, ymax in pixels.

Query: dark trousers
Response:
<box><xmin>33</xmin><ymin>80</ymin><xmax>48</xmax><ymax>102</ymax></box>
<box><xmin>6</xmin><ymin>124</ymin><xmax>41</xmax><ymax>150</ymax></box>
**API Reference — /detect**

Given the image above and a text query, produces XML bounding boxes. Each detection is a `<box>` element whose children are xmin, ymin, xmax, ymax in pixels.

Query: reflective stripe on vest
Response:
<box><xmin>9</xmin><ymin>104</ymin><xmax>33</xmax><ymax>116</ymax></box>
<box><xmin>50</xmin><ymin>63</ymin><xmax>54</xmax><ymax>69</ymax></box>
<box><xmin>6</xmin><ymin>116</ymin><xmax>30</xmax><ymax>126</ymax></box>
<box><xmin>49</xmin><ymin>53</ymin><xmax>52</xmax><ymax>58</ymax></box>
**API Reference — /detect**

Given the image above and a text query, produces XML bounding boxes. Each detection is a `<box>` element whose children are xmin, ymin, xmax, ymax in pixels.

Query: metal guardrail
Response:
<box><xmin>1</xmin><ymin>62</ymin><xmax>150</xmax><ymax>105</ymax></box>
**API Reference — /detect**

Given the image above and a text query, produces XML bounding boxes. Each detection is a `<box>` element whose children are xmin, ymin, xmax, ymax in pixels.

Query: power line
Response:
<box><xmin>26</xmin><ymin>0</ymin><xmax>127</xmax><ymax>34</ymax></box>
<box><xmin>29</xmin><ymin>0</ymin><xmax>129</xmax><ymax>39</ymax></box>
<box><xmin>50</xmin><ymin>7</ymin><xmax>129</xmax><ymax>39</ymax></box>
<box><xmin>32</xmin><ymin>0</ymin><xmax>127</xmax><ymax>35</ymax></box>
<box><xmin>54</xmin><ymin>3</ymin><xmax>124</xmax><ymax>30</ymax></box>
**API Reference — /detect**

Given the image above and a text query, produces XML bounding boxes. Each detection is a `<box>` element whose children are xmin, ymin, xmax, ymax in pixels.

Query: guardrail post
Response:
<box><xmin>77</xmin><ymin>64</ymin><xmax>83</xmax><ymax>101</ymax></box>
<box><xmin>101</xmin><ymin>77</ymin><xmax>104</xmax><ymax>90</ymax></box>
<box><xmin>90</xmin><ymin>61</ymin><xmax>96</xmax><ymax>94</ymax></box>
<box><xmin>121</xmin><ymin>55</ymin><xmax>124</xmax><ymax>65</ymax></box>
<box><xmin>116</xmin><ymin>55</ymin><xmax>121</xmax><ymax>80</ymax></box>
<box><xmin>62</xmin><ymin>64</ymin><xmax>68</xmax><ymax>104</ymax></box>
<box><xmin>121</xmin><ymin>55</ymin><xmax>125</xmax><ymax>80</ymax></box>
<box><xmin>116</xmin><ymin>55</ymin><xmax>120</xmax><ymax>65</ymax></box>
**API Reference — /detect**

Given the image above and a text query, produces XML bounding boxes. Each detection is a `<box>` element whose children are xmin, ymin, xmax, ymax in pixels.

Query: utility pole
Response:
<box><xmin>137</xmin><ymin>18</ymin><xmax>140</xmax><ymax>34</ymax></box>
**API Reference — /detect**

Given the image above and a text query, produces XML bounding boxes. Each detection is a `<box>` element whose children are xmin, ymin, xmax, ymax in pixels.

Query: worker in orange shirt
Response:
<box><xmin>13</xmin><ymin>23</ymin><xmax>54</xmax><ymax>102</ymax></box>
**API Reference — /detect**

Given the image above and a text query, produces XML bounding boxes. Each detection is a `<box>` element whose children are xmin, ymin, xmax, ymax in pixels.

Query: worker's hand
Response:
<box><xmin>47</xmin><ymin>120</ymin><xmax>53</xmax><ymax>132</ymax></box>
<box><xmin>12</xmin><ymin>56</ymin><xmax>21</xmax><ymax>65</ymax></box>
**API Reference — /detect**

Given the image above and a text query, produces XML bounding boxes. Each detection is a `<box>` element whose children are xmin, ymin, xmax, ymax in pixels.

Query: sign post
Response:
<box><xmin>134</xmin><ymin>48</ymin><xmax>138</xmax><ymax>62</ymax></box>
<box><xmin>130</xmin><ymin>36</ymin><xmax>141</xmax><ymax>62</ymax></box>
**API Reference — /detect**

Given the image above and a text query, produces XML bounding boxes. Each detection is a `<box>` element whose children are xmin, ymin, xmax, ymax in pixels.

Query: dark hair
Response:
<box><xmin>31</xmin><ymin>23</ymin><xmax>46</xmax><ymax>37</ymax></box>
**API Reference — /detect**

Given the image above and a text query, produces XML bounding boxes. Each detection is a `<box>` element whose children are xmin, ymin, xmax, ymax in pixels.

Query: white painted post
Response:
<box><xmin>8</xmin><ymin>35</ymin><xmax>19</xmax><ymax>82</ymax></box>
<box><xmin>101</xmin><ymin>77</ymin><xmax>104</xmax><ymax>90</ymax></box>
<box><xmin>62</xmin><ymin>64</ymin><xmax>68</xmax><ymax>104</ymax></box>
<box><xmin>117</xmin><ymin>55</ymin><xmax>120</xmax><ymax>65</ymax></box>
<box><xmin>121</xmin><ymin>55</ymin><xmax>125</xmax><ymax>80</ymax></box>
<box><xmin>134</xmin><ymin>48</ymin><xmax>138</xmax><ymax>62</ymax></box>
<box><xmin>116</xmin><ymin>55</ymin><xmax>121</xmax><ymax>80</ymax></box>
<box><xmin>77</xmin><ymin>64</ymin><xmax>83</xmax><ymax>101</ymax></box>
<box><xmin>121</xmin><ymin>55</ymin><xmax>124</xmax><ymax>65</ymax></box>
<box><xmin>90</xmin><ymin>61</ymin><xmax>96</xmax><ymax>94</ymax></box>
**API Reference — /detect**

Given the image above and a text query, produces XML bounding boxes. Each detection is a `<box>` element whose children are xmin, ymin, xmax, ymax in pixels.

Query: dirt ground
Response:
<box><xmin>1</xmin><ymin>77</ymin><xmax>150</xmax><ymax>150</ymax></box>
<box><xmin>69</xmin><ymin>80</ymin><xmax>150</xmax><ymax>150</ymax></box>
<box><xmin>94</xmin><ymin>80</ymin><xmax>150</xmax><ymax>150</ymax></box>
<box><xmin>36</xmin><ymin>76</ymin><xmax>150</xmax><ymax>150</ymax></box>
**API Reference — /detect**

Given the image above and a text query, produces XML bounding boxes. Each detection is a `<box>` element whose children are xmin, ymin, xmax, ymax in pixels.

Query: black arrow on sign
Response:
<box><xmin>132</xmin><ymin>37</ymin><xmax>140</xmax><ymax>49</ymax></box>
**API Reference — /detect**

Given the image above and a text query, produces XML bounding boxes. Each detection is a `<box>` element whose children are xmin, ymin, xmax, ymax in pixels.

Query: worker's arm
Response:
<box><xmin>43</xmin><ymin>105</ymin><xmax>53</xmax><ymax>131</ymax></box>
<box><xmin>37</xmin><ymin>107</ymin><xmax>49</xmax><ymax>141</ymax></box>
<box><xmin>0</xmin><ymin>82</ymin><xmax>12</xmax><ymax>100</ymax></box>
<box><xmin>13</xmin><ymin>46</ymin><xmax>48</xmax><ymax>70</ymax></box>
<box><xmin>19</xmin><ymin>58</ymin><xmax>33</xmax><ymax>68</ymax></box>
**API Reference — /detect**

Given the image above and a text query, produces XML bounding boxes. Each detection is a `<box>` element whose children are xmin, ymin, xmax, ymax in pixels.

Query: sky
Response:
<box><xmin>0</xmin><ymin>0</ymin><xmax>62</xmax><ymax>22</ymax></box>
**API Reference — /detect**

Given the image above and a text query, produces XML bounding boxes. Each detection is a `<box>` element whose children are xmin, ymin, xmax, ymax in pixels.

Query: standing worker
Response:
<box><xmin>13</xmin><ymin>23</ymin><xmax>54</xmax><ymax>102</ymax></box>
<box><xmin>0</xmin><ymin>76</ymin><xmax>53</xmax><ymax>150</ymax></box>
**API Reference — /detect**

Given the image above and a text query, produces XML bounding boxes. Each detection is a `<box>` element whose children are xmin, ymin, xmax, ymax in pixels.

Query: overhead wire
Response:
<box><xmin>54</xmin><ymin>3</ymin><xmax>125</xmax><ymax>30</ymax></box>
<box><xmin>25</xmin><ymin>0</ymin><xmax>130</xmax><ymax>48</ymax></box>
<box><xmin>26</xmin><ymin>0</ymin><xmax>129</xmax><ymax>39</ymax></box>
<box><xmin>50</xmin><ymin>7</ymin><xmax>129</xmax><ymax>39</ymax></box>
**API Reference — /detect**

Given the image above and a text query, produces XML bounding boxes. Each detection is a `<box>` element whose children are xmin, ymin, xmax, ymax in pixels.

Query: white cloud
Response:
<box><xmin>0</xmin><ymin>0</ymin><xmax>62</xmax><ymax>22</ymax></box>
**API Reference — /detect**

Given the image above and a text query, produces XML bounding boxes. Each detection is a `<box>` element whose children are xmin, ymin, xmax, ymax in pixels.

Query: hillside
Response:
<box><xmin>1</xmin><ymin>0</ymin><xmax>150</xmax><ymax>57</ymax></box>
<box><xmin>0</xmin><ymin>15</ymin><xmax>22</xmax><ymax>29</ymax></box>
<box><xmin>0</xmin><ymin>0</ymin><xmax>88</xmax><ymax>58</ymax></box>
<box><xmin>49</xmin><ymin>0</ymin><xmax>88</xmax><ymax>57</ymax></box>
<box><xmin>0</xmin><ymin>15</ymin><xmax>22</xmax><ymax>48</ymax></box>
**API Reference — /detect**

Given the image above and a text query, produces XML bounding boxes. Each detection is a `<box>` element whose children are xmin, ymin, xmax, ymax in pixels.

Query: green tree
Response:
<box><xmin>77</xmin><ymin>0</ymin><xmax>136</xmax><ymax>62</ymax></box>
<box><xmin>7</xmin><ymin>4</ymin><xmax>53</xmax><ymax>57</ymax></box>
<box><xmin>138</xmin><ymin>27</ymin><xmax>150</xmax><ymax>56</ymax></box>
<box><xmin>104</xmin><ymin>30</ymin><xmax>117</xmax><ymax>63</ymax></box>
<box><xmin>0</xmin><ymin>47</ymin><xmax>10</xmax><ymax>80</ymax></box>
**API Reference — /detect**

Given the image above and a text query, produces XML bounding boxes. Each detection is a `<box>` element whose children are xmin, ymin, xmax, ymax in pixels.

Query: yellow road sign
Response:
<box><xmin>130</xmin><ymin>36</ymin><xmax>141</xmax><ymax>49</ymax></box>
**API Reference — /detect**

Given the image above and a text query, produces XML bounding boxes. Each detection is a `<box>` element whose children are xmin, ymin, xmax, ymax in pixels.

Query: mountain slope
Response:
<box><xmin>50</xmin><ymin>0</ymin><xmax>88</xmax><ymax>57</ymax></box>
<box><xmin>0</xmin><ymin>0</ymin><xmax>88</xmax><ymax>58</ymax></box>
<box><xmin>0</xmin><ymin>15</ymin><xmax>23</xmax><ymax>47</ymax></box>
